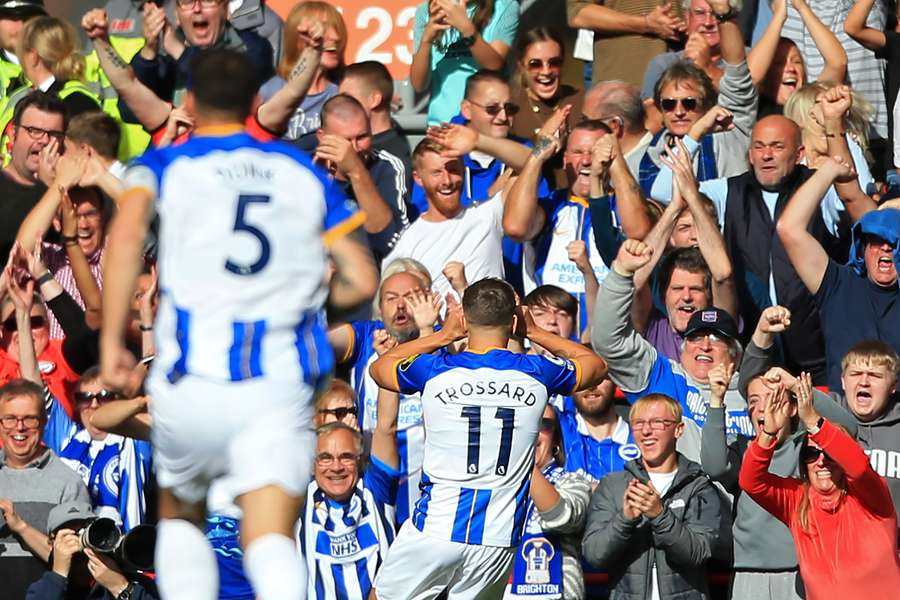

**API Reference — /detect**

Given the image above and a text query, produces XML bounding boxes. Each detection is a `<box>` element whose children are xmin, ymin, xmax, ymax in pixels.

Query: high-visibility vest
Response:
<box><xmin>0</xmin><ymin>58</ymin><xmax>25</xmax><ymax>101</ymax></box>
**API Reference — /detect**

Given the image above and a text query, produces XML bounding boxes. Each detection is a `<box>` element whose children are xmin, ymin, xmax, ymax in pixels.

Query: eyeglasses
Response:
<box><xmin>685</xmin><ymin>332</ymin><xmax>727</xmax><ymax>344</ymax></box>
<box><xmin>74</xmin><ymin>389</ymin><xmax>119</xmax><ymax>403</ymax></box>
<box><xmin>175</xmin><ymin>0</ymin><xmax>223</xmax><ymax>7</ymax></box>
<box><xmin>0</xmin><ymin>415</ymin><xmax>41</xmax><ymax>430</ymax></box>
<box><xmin>540</xmin><ymin>417</ymin><xmax>556</xmax><ymax>432</ymax></box>
<box><xmin>315</xmin><ymin>452</ymin><xmax>360</xmax><ymax>466</ymax></box>
<box><xmin>691</xmin><ymin>8</ymin><xmax>716</xmax><ymax>18</ymax></box>
<box><xmin>467</xmin><ymin>100</ymin><xmax>520</xmax><ymax>117</ymax></box>
<box><xmin>659</xmin><ymin>97</ymin><xmax>699</xmax><ymax>113</ymax></box>
<box><xmin>20</xmin><ymin>125</ymin><xmax>65</xmax><ymax>143</ymax></box>
<box><xmin>526</xmin><ymin>57</ymin><xmax>564</xmax><ymax>72</ymax></box>
<box><xmin>631</xmin><ymin>418</ymin><xmax>679</xmax><ymax>431</ymax></box>
<box><xmin>2</xmin><ymin>315</ymin><xmax>46</xmax><ymax>331</ymax></box>
<box><xmin>318</xmin><ymin>406</ymin><xmax>357</xmax><ymax>420</ymax></box>
<box><xmin>800</xmin><ymin>446</ymin><xmax>833</xmax><ymax>464</ymax></box>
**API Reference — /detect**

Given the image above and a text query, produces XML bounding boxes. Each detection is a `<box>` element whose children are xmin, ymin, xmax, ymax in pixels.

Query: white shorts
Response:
<box><xmin>374</xmin><ymin>521</ymin><xmax>514</xmax><ymax>600</ymax></box>
<box><xmin>147</xmin><ymin>374</ymin><xmax>316</xmax><ymax>504</ymax></box>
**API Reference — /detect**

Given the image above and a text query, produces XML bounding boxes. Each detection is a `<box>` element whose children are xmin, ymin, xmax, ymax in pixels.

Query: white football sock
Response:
<box><xmin>155</xmin><ymin>519</ymin><xmax>218</xmax><ymax>600</ymax></box>
<box><xmin>244</xmin><ymin>532</ymin><xmax>307</xmax><ymax>600</ymax></box>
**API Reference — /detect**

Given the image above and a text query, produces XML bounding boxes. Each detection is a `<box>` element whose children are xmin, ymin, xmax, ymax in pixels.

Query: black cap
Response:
<box><xmin>0</xmin><ymin>0</ymin><xmax>45</xmax><ymax>19</ymax></box>
<box><xmin>683</xmin><ymin>308</ymin><xmax>739</xmax><ymax>343</ymax></box>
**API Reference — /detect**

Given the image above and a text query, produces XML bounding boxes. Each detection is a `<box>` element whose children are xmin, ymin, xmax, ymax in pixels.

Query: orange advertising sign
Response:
<box><xmin>268</xmin><ymin>0</ymin><xmax>419</xmax><ymax>80</ymax></box>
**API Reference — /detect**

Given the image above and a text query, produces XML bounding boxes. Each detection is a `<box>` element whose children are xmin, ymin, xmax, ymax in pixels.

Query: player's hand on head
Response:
<box><xmin>442</xmin><ymin>301</ymin><xmax>468</xmax><ymax>341</ymax></box>
<box><xmin>406</xmin><ymin>290</ymin><xmax>441</xmax><ymax>331</ymax></box>
<box><xmin>613</xmin><ymin>239</ymin><xmax>653</xmax><ymax>277</ymax></box>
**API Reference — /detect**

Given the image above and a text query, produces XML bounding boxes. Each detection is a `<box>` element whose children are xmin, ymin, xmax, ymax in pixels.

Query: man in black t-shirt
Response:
<box><xmin>0</xmin><ymin>92</ymin><xmax>66</xmax><ymax>264</ymax></box>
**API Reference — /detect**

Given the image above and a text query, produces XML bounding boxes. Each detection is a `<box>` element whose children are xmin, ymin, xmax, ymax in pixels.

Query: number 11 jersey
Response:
<box><xmin>125</xmin><ymin>131</ymin><xmax>363</xmax><ymax>388</ymax></box>
<box><xmin>393</xmin><ymin>348</ymin><xmax>579</xmax><ymax>547</ymax></box>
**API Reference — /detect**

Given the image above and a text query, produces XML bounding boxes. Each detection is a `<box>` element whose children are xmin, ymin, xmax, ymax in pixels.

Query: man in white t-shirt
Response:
<box><xmin>383</xmin><ymin>139</ymin><xmax>505</xmax><ymax>300</ymax></box>
<box><xmin>581</xmin><ymin>393</ymin><xmax>726</xmax><ymax>599</ymax></box>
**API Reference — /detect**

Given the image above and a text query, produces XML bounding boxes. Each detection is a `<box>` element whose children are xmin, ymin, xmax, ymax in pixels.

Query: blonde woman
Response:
<box><xmin>259</xmin><ymin>1</ymin><xmax>346</xmax><ymax>140</ymax></box>
<box><xmin>17</xmin><ymin>16</ymin><xmax>99</xmax><ymax>117</ymax></box>
<box><xmin>784</xmin><ymin>81</ymin><xmax>874</xmax><ymax>192</ymax></box>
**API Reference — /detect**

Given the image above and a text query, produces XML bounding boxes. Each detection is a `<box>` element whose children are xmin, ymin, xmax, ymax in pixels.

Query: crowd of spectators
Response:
<box><xmin>0</xmin><ymin>0</ymin><xmax>898</xmax><ymax>598</ymax></box>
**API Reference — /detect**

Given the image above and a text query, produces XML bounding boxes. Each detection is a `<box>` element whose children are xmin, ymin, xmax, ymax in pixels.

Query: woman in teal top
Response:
<box><xmin>411</xmin><ymin>0</ymin><xmax>519</xmax><ymax>125</ymax></box>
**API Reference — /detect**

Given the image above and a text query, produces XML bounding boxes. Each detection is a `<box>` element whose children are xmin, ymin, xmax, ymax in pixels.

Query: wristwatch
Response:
<box><xmin>116</xmin><ymin>583</ymin><xmax>135</xmax><ymax>600</ymax></box>
<box><xmin>807</xmin><ymin>416</ymin><xmax>825</xmax><ymax>435</ymax></box>
<box><xmin>714</xmin><ymin>8</ymin><xmax>738</xmax><ymax>22</ymax></box>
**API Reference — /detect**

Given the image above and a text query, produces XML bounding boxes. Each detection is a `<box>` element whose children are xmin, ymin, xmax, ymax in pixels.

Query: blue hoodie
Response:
<box><xmin>848</xmin><ymin>208</ymin><xmax>900</xmax><ymax>276</ymax></box>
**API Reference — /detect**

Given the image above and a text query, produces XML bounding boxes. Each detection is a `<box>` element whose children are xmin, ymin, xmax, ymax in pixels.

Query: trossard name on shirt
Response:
<box><xmin>434</xmin><ymin>380</ymin><xmax>539</xmax><ymax>406</ymax></box>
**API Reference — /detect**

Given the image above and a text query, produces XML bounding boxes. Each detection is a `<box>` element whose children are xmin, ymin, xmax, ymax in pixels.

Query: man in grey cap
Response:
<box><xmin>0</xmin><ymin>0</ymin><xmax>44</xmax><ymax>99</ymax></box>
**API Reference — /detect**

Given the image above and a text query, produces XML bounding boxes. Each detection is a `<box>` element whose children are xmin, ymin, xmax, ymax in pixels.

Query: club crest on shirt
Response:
<box><xmin>618</xmin><ymin>443</ymin><xmax>641</xmax><ymax>461</ymax></box>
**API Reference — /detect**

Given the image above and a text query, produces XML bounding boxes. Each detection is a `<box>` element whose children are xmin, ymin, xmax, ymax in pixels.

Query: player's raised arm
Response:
<box><xmin>100</xmin><ymin>186</ymin><xmax>154</xmax><ymax>391</ymax></box>
<box><xmin>326</xmin><ymin>228</ymin><xmax>379</xmax><ymax>310</ymax></box>
<box><xmin>521</xmin><ymin>306</ymin><xmax>608</xmax><ymax>391</ymax></box>
<box><xmin>369</xmin><ymin>303</ymin><xmax>467</xmax><ymax>392</ymax></box>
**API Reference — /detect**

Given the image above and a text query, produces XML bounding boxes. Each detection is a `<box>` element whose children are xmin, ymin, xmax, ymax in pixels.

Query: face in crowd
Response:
<box><xmin>314</xmin><ymin>426</ymin><xmax>363</xmax><ymax>502</ymax></box>
<box><xmin>630</xmin><ymin>399</ymin><xmax>683</xmax><ymax>467</ymax></box>
<box><xmin>681</xmin><ymin>330</ymin><xmax>736</xmax><ymax>383</ymax></box>
<box><xmin>763</xmin><ymin>39</ymin><xmax>806</xmax><ymax>106</ymax></box>
<box><xmin>664</xmin><ymin>268</ymin><xmax>710</xmax><ymax>333</ymax></box>
<box><xmin>572</xmin><ymin>378</ymin><xmax>617</xmax><ymax>418</ymax></box>
<box><xmin>686</xmin><ymin>0</ymin><xmax>720</xmax><ymax>50</ymax></box>
<box><xmin>564</xmin><ymin>127</ymin><xmax>606</xmax><ymax>198</ymax></box>
<box><xmin>10</xmin><ymin>105</ymin><xmax>64</xmax><ymax>182</ymax></box>
<box><xmin>520</xmin><ymin>39</ymin><xmax>564</xmax><ymax>101</ymax></box>
<box><xmin>862</xmin><ymin>235</ymin><xmax>898</xmax><ymax>288</ymax></box>
<box><xmin>379</xmin><ymin>272</ymin><xmax>426</xmax><ymax>343</ymax></box>
<box><xmin>1</xmin><ymin>299</ymin><xmax>50</xmax><ymax>361</ymax></box>
<box><xmin>414</xmin><ymin>151</ymin><xmax>464</xmax><ymax>218</ymax></box>
<box><xmin>461</xmin><ymin>79</ymin><xmax>516</xmax><ymax>139</ymax></box>
<box><xmin>842</xmin><ymin>357</ymin><xmax>897</xmax><ymax>422</ymax></box>
<box><xmin>0</xmin><ymin>392</ymin><xmax>46</xmax><ymax>467</ymax></box>
<box><xmin>176</xmin><ymin>0</ymin><xmax>227</xmax><ymax>48</ymax></box>
<box><xmin>658</xmin><ymin>79</ymin><xmax>705</xmax><ymax>137</ymax></box>
<box><xmin>748</xmin><ymin>116</ymin><xmax>803</xmax><ymax>191</ymax></box>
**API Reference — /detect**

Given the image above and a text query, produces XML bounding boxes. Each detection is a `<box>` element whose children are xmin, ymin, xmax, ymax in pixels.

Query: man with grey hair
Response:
<box><xmin>583</xmin><ymin>81</ymin><xmax>653</xmax><ymax>178</ymax></box>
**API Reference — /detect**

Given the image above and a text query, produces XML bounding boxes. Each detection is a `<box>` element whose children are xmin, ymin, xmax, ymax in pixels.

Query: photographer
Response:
<box><xmin>27</xmin><ymin>501</ymin><xmax>158</xmax><ymax>600</ymax></box>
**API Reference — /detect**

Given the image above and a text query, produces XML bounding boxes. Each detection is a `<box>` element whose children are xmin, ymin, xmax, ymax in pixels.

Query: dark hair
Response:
<box><xmin>0</xmin><ymin>378</ymin><xmax>46</xmax><ymax>419</ymax></box>
<box><xmin>320</xmin><ymin>93</ymin><xmax>367</xmax><ymax>130</ymax></box>
<box><xmin>343</xmin><ymin>61</ymin><xmax>393</xmax><ymax>111</ymax></box>
<box><xmin>12</xmin><ymin>90</ymin><xmax>67</xmax><ymax>131</ymax></box>
<box><xmin>66</xmin><ymin>111</ymin><xmax>120</xmax><ymax>160</ymax></box>
<box><xmin>462</xmin><ymin>278</ymin><xmax>517</xmax><ymax>328</ymax></box>
<box><xmin>522</xmin><ymin>285</ymin><xmax>578</xmax><ymax>319</ymax></box>
<box><xmin>653</xmin><ymin>60</ymin><xmax>716</xmax><ymax>114</ymax></box>
<box><xmin>464</xmin><ymin>69</ymin><xmax>507</xmax><ymax>100</ymax></box>
<box><xmin>189</xmin><ymin>49</ymin><xmax>258</xmax><ymax>120</ymax></box>
<box><xmin>658</xmin><ymin>247</ymin><xmax>712</xmax><ymax>295</ymax></box>
<box><xmin>514</xmin><ymin>27</ymin><xmax>564</xmax><ymax>63</ymax></box>
<box><xmin>571</xmin><ymin>118</ymin><xmax>613</xmax><ymax>136</ymax></box>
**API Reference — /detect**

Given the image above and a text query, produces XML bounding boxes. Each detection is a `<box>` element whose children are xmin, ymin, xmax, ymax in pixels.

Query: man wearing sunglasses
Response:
<box><xmin>0</xmin><ymin>91</ymin><xmax>66</xmax><ymax>265</ymax></box>
<box><xmin>593</xmin><ymin>240</ymin><xmax>753</xmax><ymax>460</ymax></box>
<box><xmin>42</xmin><ymin>367</ymin><xmax>153</xmax><ymax>533</ymax></box>
<box><xmin>0</xmin><ymin>379</ymin><xmax>91</xmax><ymax>598</ymax></box>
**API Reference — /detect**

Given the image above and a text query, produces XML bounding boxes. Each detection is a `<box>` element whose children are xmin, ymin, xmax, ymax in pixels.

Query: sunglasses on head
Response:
<box><xmin>660</xmin><ymin>97</ymin><xmax>699</xmax><ymax>112</ymax></box>
<box><xmin>800</xmin><ymin>446</ymin><xmax>832</xmax><ymax>464</ymax></box>
<box><xmin>2</xmin><ymin>315</ymin><xmax>46</xmax><ymax>331</ymax></box>
<box><xmin>74</xmin><ymin>389</ymin><xmax>119</xmax><ymax>403</ymax></box>
<box><xmin>467</xmin><ymin>100</ymin><xmax>520</xmax><ymax>117</ymax></box>
<box><xmin>318</xmin><ymin>406</ymin><xmax>358</xmax><ymax>420</ymax></box>
<box><xmin>526</xmin><ymin>57</ymin><xmax>564</xmax><ymax>72</ymax></box>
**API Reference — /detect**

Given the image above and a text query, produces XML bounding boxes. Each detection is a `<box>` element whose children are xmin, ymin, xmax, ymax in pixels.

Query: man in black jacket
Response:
<box><xmin>582</xmin><ymin>393</ymin><xmax>725</xmax><ymax>599</ymax></box>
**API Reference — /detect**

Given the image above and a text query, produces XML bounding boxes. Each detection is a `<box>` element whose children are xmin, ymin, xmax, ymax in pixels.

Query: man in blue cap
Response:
<box><xmin>778</xmin><ymin>155</ymin><xmax>900</xmax><ymax>391</ymax></box>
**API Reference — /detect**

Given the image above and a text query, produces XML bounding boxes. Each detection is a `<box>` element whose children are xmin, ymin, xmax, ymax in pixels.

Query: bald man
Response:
<box><xmin>309</xmin><ymin>94</ymin><xmax>411</xmax><ymax>262</ymax></box>
<box><xmin>690</xmin><ymin>115</ymin><xmax>868</xmax><ymax>384</ymax></box>
<box><xmin>583</xmin><ymin>80</ymin><xmax>653</xmax><ymax>178</ymax></box>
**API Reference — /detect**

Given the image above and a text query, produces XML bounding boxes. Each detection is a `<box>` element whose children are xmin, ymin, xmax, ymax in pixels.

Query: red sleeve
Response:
<box><xmin>811</xmin><ymin>419</ymin><xmax>895</xmax><ymax>517</ymax></box>
<box><xmin>739</xmin><ymin>438</ymin><xmax>803</xmax><ymax>525</ymax></box>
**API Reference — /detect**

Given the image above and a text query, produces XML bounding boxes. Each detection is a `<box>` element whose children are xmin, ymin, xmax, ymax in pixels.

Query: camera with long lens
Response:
<box><xmin>77</xmin><ymin>518</ymin><xmax>156</xmax><ymax>572</ymax></box>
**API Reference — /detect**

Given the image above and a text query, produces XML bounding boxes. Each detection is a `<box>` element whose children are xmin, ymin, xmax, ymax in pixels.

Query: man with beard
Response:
<box><xmin>558</xmin><ymin>378</ymin><xmax>638</xmax><ymax>486</ymax></box>
<box><xmin>383</xmin><ymin>139</ymin><xmax>506</xmax><ymax>300</ymax></box>
<box><xmin>328</xmin><ymin>269</ymin><xmax>439</xmax><ymax>524</ymax></box>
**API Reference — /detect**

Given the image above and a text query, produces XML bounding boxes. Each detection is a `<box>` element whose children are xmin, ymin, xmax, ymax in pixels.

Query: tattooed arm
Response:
<box><xmin>83</xmin><ymin>9</ymin><xmax>172</xmax><ymax>131</ymax></box>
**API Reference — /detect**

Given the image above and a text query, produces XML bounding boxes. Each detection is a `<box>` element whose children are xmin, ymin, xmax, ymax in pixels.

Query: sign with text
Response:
<box><xmin>269</xmin><ymin>0</ymin><xmax>419</xmax><ymax>80</ymax></box>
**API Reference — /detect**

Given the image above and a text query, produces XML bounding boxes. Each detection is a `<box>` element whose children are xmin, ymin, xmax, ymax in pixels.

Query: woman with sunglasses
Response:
<box><xmin>314</xmin><ymin>379</ymin><xmax>359</xmax><ymax>429</ymax></box>
<box><xmin>739</xmin><ymin>373</ymin><xmax>900</xmax><ymax>599</ymax></box>
<box><xmin>411</xmin><ymin>0</ymin><xmax>519</xmax><ymax>125</ymax></box>
<box><xmin>509</xmin><ymin>28</ymin><xmax>584</xmax><ymax>190</ymax></box>
<box><xmin>504</xmin><ymin>405</ymin><xmax>591</xmax><ymax>600</ymax></box>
